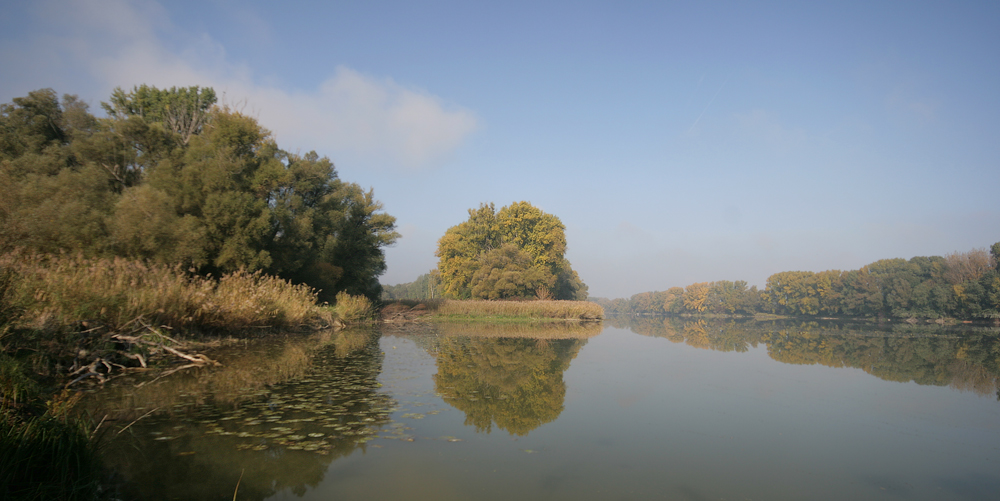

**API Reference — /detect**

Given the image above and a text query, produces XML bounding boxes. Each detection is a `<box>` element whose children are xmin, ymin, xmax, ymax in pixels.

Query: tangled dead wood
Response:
<box><xmin>65</xmin><ymin>316</ymin><xmax>220</xmax><ymax>387</ymax></box>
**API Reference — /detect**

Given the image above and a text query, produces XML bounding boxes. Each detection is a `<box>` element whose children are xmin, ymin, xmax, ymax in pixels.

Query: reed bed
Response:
<box><xmin>433</xmin><ymin>299</ymin><xmax>604</xmax><ymax>321</ymax></box>
<box><xmin>0</xmin><ymin>251</ymin><xmax>332</xmax><ymax>332</ymax></box>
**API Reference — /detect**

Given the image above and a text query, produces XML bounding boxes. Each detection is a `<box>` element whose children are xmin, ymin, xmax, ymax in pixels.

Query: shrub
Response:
<box><xmin>333</xmin><ymin>292</ymin><xmax>375</xmax><ymax>324</ymax></box>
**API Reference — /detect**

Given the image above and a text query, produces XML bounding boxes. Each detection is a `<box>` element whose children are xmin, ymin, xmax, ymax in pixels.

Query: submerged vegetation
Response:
<box><xmin>87</xmin><ymin>329</ymin><xmax>391</xmax><ymax>501</ymax></box>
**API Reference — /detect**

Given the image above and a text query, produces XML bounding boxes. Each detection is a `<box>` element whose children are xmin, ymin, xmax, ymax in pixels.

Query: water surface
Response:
<box><xmin>86</xmin><ymin>319</ymin><xmax>1000</xmax><ymax>500</ymax></box>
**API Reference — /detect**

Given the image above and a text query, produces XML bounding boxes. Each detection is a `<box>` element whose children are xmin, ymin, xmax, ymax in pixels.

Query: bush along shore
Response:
<box><xmin>0</xmin><ymin>251</ymin><xmax>377</xmax><ymax>500</ymax></box>
<box><xmin>381</xmin><ymin>299</ymin><xmax>605</xmax><ymax>323</ymax></box>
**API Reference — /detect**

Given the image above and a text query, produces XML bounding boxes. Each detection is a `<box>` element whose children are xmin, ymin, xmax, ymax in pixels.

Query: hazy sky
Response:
<box><xmin>3</xmin><ymin>0</ymin><xmax>998</xmax><ymax>298</ymax></box>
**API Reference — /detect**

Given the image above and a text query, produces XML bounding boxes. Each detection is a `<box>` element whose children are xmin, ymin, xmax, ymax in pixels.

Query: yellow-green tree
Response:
<box><xmin>682</xmin><ymin>282</ymin><xmax>711</xmax><ymax>312</ymax></box>
<box><xmin>436</xmin><ymin>202</ymin><xmax>587</xmax><ymax>300</ymax></box>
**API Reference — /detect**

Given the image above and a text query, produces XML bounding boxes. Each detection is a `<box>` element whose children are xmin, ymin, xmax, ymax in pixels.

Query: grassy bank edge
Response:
<box><xmin>381</xmin><ymin>299</ymin><xmax>605</xmax><ymax>322</ymax></box>
<box><xmin>0</xmin><ymin>252</ymin><xmax>377</xmax><ymax>500</ymax></box>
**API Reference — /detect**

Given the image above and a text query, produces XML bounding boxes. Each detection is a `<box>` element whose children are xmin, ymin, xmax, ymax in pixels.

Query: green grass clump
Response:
<box><xmin>434</xmin><ymin>300</ymin><xmax>604</xmax><ymax>321</ymax></box>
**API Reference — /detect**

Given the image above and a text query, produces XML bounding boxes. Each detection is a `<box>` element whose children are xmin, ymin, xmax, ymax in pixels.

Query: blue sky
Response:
<box><xmin>3</xmin><ymin>0</ymin><xmax>998</xmax><ymax>298</ymax></box>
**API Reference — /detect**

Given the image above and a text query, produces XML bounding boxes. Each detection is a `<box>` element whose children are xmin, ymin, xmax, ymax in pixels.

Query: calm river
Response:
<box><xmin>83</xmin><ymin>318</ymin><xmax>1000</xmax><ymax>500</ymax></box>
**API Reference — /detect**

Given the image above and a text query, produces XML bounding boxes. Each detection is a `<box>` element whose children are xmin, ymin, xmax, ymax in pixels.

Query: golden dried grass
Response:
<box><xmin>0</xmin><ymin>251</ymin><xmax>331</xmax><ymax>332</ymax></box>
<box><xmin>434</xmin><ymin>299</ymin><xmax>604</xmax><ymax>320</ymax></box>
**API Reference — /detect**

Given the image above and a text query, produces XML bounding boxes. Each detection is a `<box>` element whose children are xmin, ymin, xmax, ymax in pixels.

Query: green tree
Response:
<box><xmin>436</xmin><ymin>202</ymin><xmax>586</xmax><ymax>300</ymax></box>
<box><xmin>1</xmin><ymin>87</ymin><xmax>397</xmax><ymax>302</ymax></box>
<box><xmin>103</xmin><ymin>85</ymin><xmax>216</xmax><ymax>144</ymax></box>
<box><xmin>469</xmin><ymin>244</ymin><xmax>553</xmax><ymax>300</ymax></box>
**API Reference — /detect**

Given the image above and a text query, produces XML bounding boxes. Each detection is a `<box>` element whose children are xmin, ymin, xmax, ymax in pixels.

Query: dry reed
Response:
<box><xmin>332</xmin><ymin>291</ymin><xmax>375</xmax><ymax>324</ymax></box>
<box><xmin>0</xmin><ymin>251</ymin><xmax>331</xmax><ymax>332</ymax></box>
<box><xmin>434</xmin><ymin>299</ymin><xmax>604</xmax><ymax>321</ymax></box>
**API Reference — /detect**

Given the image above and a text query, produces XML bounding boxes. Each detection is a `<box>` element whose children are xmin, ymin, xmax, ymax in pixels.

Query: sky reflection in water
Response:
<box><xmin>90</xmin><ymin>321</ymin><xmax>1000</xmax><ymax>500</ymax></box>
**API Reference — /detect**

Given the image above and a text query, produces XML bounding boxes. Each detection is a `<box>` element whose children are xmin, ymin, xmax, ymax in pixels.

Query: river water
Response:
<box><xmin>83</xmin><ymin>318</ymin><xmax>1000</xmax><ymax>500</ymax></box>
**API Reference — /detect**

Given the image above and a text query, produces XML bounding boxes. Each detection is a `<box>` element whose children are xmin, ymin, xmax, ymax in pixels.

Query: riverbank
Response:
<box><xmin>0</xmin><ymin>252</ymin><xmax>377</xmax><ymax>500</ymax></box>
<box><xmin>381</xmin><ymin>299</ymin><xmax>605</xmax><ymax>323</ymax></box>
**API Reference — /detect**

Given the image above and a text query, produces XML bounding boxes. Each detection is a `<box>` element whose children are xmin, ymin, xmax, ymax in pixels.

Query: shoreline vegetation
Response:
<box><xmin>2</xmin><ymin>85</ymin><xmax>398</xmax><ymax>499</ymax></box>
<box><xmin>0</xmin><ymin>251</ymin><xmax>377</xmax><ymax>500</ymax></box>
<box><xmin>588</xmin><ymin>243</ymin><xmax>1000</xmax><ymax>323</ymax></box>
<box><xmin>0</xmin><ymin>250</ymin><xmax>383</xmax><ymax>387</ymax></box>
<box><xmin>381</xmin><ymin>299</ymin><xmax>604</xmax><ymax>323</ymax></box>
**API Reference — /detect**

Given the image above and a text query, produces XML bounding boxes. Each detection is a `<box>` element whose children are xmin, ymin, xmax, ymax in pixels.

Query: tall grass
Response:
<box><xmin>1</xmin><ymin>355</ymin><xmax>100</xmax><ymax>501</ymax></box>
<box><xmin>434</xmin><ymin>299</ymin><xmax>604</xmax><ymax>321</ymax></box>
<box><xmin>333</xmin><ymin>291</ymin><xmax>375</xmax><ymax>324</ymax></box>
<box><xmin>0</xmin><ymin>252</ymin><xmax>331</xmax><ymax>332</ymax></box>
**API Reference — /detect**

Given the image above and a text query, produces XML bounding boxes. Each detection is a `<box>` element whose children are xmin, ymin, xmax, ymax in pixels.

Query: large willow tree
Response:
<box><xmin>0</xmin><ymin>87</ymin><xmax>398</xmax><ymax>301</ymax></box>
<box><xmin>435</xmin><ymin>201</ymin><xmax>587</xmax><ymax>300</ymax></box>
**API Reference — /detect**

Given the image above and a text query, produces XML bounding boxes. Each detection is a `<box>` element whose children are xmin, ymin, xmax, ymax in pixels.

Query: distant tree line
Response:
<box><xmin>0</xmin><ymin>87</ymin><xmax>398</xmax><ymax>301</ymax></box>
<box><xmin>382</xmin><ymin>272</ymin><xmax>438</xmax><ymax>300</ymax></box>
<box><xmin>593</xmin><ymin>244</ymin><xmax>1000</xmax><ymax>320</ymax></box>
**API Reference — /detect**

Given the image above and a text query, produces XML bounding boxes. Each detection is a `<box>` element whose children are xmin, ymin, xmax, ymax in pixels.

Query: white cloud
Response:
<box><xmin>4</xmin><ymin>0</ymin><xmax>478</xmax><ymax>170</ymax></box>
<box><xmin>262</xmin><ymin>67</ymin><xmax>479</xmax><ymax>168</ymax></box>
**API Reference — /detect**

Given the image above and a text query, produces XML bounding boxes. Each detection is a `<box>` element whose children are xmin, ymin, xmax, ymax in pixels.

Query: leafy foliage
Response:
<box><xmin>0</xmin><ymin>87</ymin><xmax>397</xmax><ymax>301</ymax></box>
<box><xmin>596</xmin><ymin>244</ymin><xmax>1000</xmax><ymax>320</ymax></box>
<box><xmin>382</xmin><ymin>272</ymin><xmax>439</xmax><ymax>300</ymax></box>
<box><xmin>435</xmin><ymin>202</ymin><xmax>587</xmax><ymax>300</ymax></box>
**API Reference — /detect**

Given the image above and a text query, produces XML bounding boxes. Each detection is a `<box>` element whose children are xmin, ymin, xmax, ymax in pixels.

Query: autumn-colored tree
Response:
<box><xmin>663</xmin><ymin>287</ymin><xmax>685</xmax><ymax>313</ymax></box>
<box><xmin>436</xmin><ymin>202</ymin><xmax>587</xmax><ymax>300</ymax></box>
<box><xmin>682</xmin><ymin>282</ymin><xmax>711</xmax><ymax>312</ymax></box>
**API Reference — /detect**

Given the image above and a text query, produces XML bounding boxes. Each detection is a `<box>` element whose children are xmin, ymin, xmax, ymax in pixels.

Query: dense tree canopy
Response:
<box><xmin>435</xmin><ymin>202</ymin><xmax>587</xmax><ymax>300</ymax></box>
<box><xmin>0</xmin><ymin>87</ymin><xmax>398</xmax><ymax>301</ymax></box>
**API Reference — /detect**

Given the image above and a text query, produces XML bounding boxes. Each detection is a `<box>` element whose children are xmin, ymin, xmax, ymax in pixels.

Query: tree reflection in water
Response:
<box><xmin>613</xmin><ymin>316</ymin><xmax>1000</xmax><ymax>400</ymax></box>
<box><xmin>393</xmin><ymin>321</ymin><xmax>599</xmax><ymax>436</ymax></box>
<box><xmin>432</xmin><ymin>336</ymin><xmax>586</xmax><ymax>435</ymax></box>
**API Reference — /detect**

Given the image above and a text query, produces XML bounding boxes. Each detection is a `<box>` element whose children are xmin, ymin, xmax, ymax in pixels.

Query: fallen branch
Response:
<box><xmin>116</xmin><ymin>407</ymin><xmax>159</xmax><ymax>436</ymax></box>
<box><xmin>135</xmin><ymin>363</ymin><xmax>202</xmax><ymax>388</ymax></box>
<box><xmin>161</xmin><ymin>344</ymin><xmax>219</xmax><ymax>366</ymax></box>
